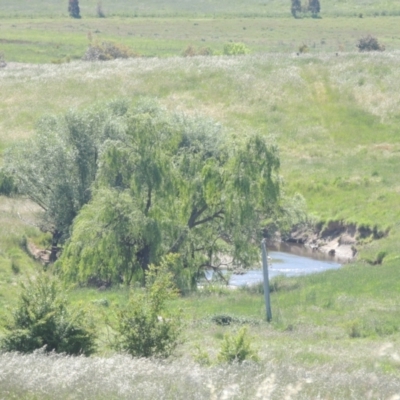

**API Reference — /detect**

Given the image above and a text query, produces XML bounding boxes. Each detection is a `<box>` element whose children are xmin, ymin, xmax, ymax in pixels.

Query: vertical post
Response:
<box><xmin>261</xmin><ymin>238</ymin><xmax>272</xmax><ymax>322</ymax></box>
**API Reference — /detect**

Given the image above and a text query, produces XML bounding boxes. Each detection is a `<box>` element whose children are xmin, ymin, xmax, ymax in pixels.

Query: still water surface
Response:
<box><xmin>228</xmin><ymin>250</ymin><xmax>341</xmax><ymax>287</ymax></box>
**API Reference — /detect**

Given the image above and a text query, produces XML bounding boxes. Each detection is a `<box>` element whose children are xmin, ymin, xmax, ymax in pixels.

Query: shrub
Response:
<box><xmin>112</xmin><ymin>255</ymin><xmax>182</xmax><ymax>358</ymax></box>
<box><xmin>0</xmin><ymin>169</ymin><xmax>17</xmax><ymax>196</ymax></box>
<box><xmin>182</xmin><ymin>45</ymin><xmax>213</xmax><ymax>57</ymax></box>
<box><xmin>0</xmin><ymin>274</ymin><xmax>96</xmax><ymax>355</ymax></box>
<box><xmin>210</xmin><ymin>314</ymin><xmax>261</xmax><ymax>326</ymax></box>
<box><xmin>217</xmin><ymin>327</ymin><xmax>259</xmax><ymax>363</ymax></box>
<box><xmin>299</xmin><ymin>44</ymin><xmax>309</xmax><ymax>53</ymax></box>
<box><xmin>223</xmin><ymin>42</ymin><xmax>250</xmax><ymax>56</ymax></box>
<box><xmin>83</xmin><ymin>41</ymin><xmax>138</xmax><ymax>61</ymax></box>
<box><xmin>68</xmin><ymin>0</ymin><xmax>81</xmax><ymax>19</ymax></box>
<box><xmin>192</xmin><ymin>344</ymin><xmax>212</xmax><ymax>366</ymax></box>
<box><xmin>357</xmin><ymin>35</ymin><xmax>385</xmax><ymax>52</ymax></box>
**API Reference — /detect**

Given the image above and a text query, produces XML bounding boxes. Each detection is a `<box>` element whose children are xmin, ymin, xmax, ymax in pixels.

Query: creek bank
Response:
<box><xmin>275</xmin><ymin>221</ymin><xmax>388</xmax><ymax>263</ymax></box>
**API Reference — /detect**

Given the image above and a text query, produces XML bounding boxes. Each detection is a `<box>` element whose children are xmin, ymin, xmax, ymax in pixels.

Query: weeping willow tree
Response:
<box><xmin>58</xmin><ymin>100</ymin><xmax>282</xmax><ymax>289</ymax></box>
<box><xmin>4</xmin><ymin>100</ymin><xmax>129</xmax><ymax>260</ymax></box>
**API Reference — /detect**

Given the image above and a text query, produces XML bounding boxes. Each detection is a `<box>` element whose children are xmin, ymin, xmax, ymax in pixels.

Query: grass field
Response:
<box><xmin>0</xmin><ymin>3</ymin><xmax>399</xmax><ymax>398</ymax></box>
<box><xmin>1</xmin><ymin>0</ymin><xmax>400</xmax><ymax>18</ymax></box>
<box><xmin>1</xmin><ymin>16</ymin><xmax>400</xmax><ymax>63</ymax></box>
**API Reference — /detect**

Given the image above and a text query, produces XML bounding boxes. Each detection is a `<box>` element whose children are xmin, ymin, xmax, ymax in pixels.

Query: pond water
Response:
<box><xmin>205</xmin><ymin>245</ymin><xmax>341</xmax><ymax>287</ymax></box>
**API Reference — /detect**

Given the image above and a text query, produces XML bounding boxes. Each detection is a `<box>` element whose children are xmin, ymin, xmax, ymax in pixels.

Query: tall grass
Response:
<box><xmin>0</xmin><ymin>349</ymin><xmax>399</xmax><ymax>399</ymax></box>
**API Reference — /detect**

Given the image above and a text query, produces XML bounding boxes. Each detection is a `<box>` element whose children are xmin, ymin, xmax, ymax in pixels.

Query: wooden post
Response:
<box><xmin>261</xmin><ymin>238</ymin><xmax>272</xmax><ymax>322</ymax></box>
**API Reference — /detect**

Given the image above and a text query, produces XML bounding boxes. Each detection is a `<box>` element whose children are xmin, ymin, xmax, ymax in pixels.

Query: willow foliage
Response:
<box><xmin>58</xmin><ymin>100</ymin><xmax>281</xmax><ymax>289</ymax></box>
<box><xmin>5</xmin><ymin>100</ymin><xmax>129</xmax><ymax>259</ymax></box>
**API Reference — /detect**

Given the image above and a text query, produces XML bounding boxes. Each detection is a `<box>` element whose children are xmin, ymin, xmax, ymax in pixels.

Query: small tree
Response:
<box><xmin>308</xmin><ymin>0</ymin><xmax>320</xmax><ymax>17</ymax></box>
<box><xmin>0</xmin><ymin>274</ymin><xmax>96</xmax><ymax>355</ymax></box>
<box><xmin>217</xmin><ymin>327</ymin><xmax>259</xmax><ymax>363</ymax></box>
<box><xmin>112</xmin><ymin>255</ymin><xmax>182</xmax><ymax>358</ymax></box>
<box><xmin>68</xmin><ymin>0</ymin><xmax>81</xmax><ymax>19</ymax></box>
<box><xmin>291</xmin><ymin>0</ymin><xmax>302</xmax><ymax>18</ymax></box>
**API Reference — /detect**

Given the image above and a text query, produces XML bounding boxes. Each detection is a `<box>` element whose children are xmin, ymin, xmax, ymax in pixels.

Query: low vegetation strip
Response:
<box><xmin>0</xmin><ymin>350</ymin><xmax>399</xmax><ymax>399</ymax></box>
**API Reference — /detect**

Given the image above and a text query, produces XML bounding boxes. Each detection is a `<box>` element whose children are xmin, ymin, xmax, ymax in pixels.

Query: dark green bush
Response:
<box><xmin>357</xmin><ymin>35</ymin><xmax>385</xmax><ymax>52</ymax></box>
<box><xmin>68</xmin><ymin>0</ymin><xmax>81</xmax><ymax>19</ymax></box>
<box><xmin>0</xmin><ymin>275</ymin><xmax>96</xmax><ymax>355</ymax></box>
<box><xmin>210</xmin><ymin>314</ymin><xmax>261</xmax><ymax>326</ymax></box>
<box><xmin>0</xmin><ymin>170</ymin><xmax>17</xmax><ymax>196</ymax></box>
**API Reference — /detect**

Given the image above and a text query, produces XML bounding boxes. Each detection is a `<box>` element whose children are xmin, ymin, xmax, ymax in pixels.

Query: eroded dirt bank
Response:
<box><xmin>275</xmin><ymin>221</ymin><xmax>388</xmax><ymax>263</ymax></box>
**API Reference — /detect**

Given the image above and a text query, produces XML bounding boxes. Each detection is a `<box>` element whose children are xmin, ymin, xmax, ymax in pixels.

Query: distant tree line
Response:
<box><xmin>68</xmin><ymin>0</ymin><xmax>106</xmax><ymax>19</ymax></box>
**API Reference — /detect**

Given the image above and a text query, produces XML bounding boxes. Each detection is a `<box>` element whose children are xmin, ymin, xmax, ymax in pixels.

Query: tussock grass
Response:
<box><xmin>0</xmin><ymin>349</ymin><xmax>399</xmax><ymax>399</ymax></box>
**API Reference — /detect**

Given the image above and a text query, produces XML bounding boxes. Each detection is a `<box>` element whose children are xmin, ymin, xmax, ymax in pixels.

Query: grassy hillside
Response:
<box><xmin>1</xmin><ymin>54</ymin><xmax>399</xmax><ymax>230</ymax></box>
<box><xmin>0</xmin><ymin>8</ymin><xmax>399</xmax><ymax>397</ymax></box>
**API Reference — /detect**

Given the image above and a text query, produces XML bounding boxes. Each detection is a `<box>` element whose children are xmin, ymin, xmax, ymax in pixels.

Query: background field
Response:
<box><xmin>1</xmin><ymin>0</ymin><xmax>400</xmax><ymax>18</ymax></box>
<box><xmin>1</xmin><ymin>16</ymin><xmax>400</xmax><ymax>63</ymax></box>
<box><xmin>0</xmin><ymin>2</ymin><xmax>399</xmax><ymax>397</ymax></box>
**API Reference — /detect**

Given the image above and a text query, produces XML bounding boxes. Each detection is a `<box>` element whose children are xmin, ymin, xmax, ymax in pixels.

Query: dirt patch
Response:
<box><xmin>26</xmin><ymin>240</ymin><xmax>50</xmax><ymax>265</ymax></box>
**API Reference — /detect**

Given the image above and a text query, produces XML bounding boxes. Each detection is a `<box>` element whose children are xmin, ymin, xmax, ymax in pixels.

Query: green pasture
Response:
<box><xmin>1</xmin><ymin>0</ymin><xmax>400</xmax><ymax>18</ymax></box>
<box><xmin>65</xmin><ymin>258</ymin><xmax>400</xmax><ymax>380</ymax></box>
<box><xmin>1</xmin><ymin>16</ymin><xmax>400</xmax><ymax>63</ymax></box>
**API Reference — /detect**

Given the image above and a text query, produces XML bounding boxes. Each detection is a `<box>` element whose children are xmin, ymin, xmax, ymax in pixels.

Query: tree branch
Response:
<box><xmin>187</xmin><ymin>204</ymin><xmax>208</xmax><ymax>228</ymax></box>
<box><xmin>144</xmin><ymin>186</ymin><xmax>152</xmax><ymax>216</ymax></box>
<box><xmin>192</xmin><ymin>209</ymin><xmax>224</xmax><ymax>227</ymax></box>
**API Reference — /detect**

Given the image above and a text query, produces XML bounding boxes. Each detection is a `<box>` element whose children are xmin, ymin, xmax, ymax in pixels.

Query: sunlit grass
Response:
<box><xmin>0</xmin><ymin>36</ymin><xmax>399</xmax><ymax>400</ymax></box>
<box><xmin>1</xmin><ymin>0</ymin><xmax>400</xmax><ymax>18</ymax></box>
<box><xmin>1</xmin><ymin>348</ymin><xmax>399</xmax><ymax>399</ymax></box>
<box><xmin>1</xmin><ymin>16</ymin><xmax>400</xmax><ymax>63</ymax></box>
<box><xmin>1</xmin><ymin>53</ymin><xmax>400</xmax><ymax>252</ymax></box>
